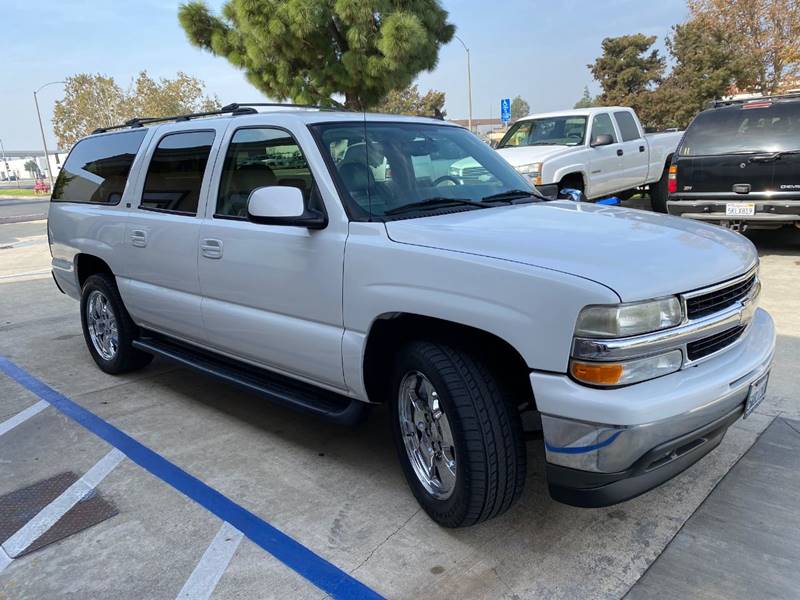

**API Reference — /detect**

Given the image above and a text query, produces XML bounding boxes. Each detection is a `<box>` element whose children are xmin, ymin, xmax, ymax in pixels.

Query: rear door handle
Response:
<box><xmin>200</xmin><ymin>238</ymin><xmax>223</xmax><ymax>259</ymax></box>
<box><xmin>130</xmin><ymin>229</ymin><xmax>147</xmax><ymax>248</ymax></box>
<box><xmin>639</xmin><ymin>145</ymin><xmax>645</xmax><ymax>153</ymax></box>
<box><xmin>617</xmin><ymin>149</ymin><xmax>624</xmax><ymax>156</ymax></box>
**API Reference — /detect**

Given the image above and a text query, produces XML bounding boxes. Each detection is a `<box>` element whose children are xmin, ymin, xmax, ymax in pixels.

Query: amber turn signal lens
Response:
<box><xmin>570</xmin><ymin>361</ymin><xmax>624</xmax><ymax>385</ymax></box>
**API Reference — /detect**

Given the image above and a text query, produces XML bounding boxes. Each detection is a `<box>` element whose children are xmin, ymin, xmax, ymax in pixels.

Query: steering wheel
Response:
<box><xmin>567</xmin><ymin>132</ymin><xmax>582</xmax><ymax>141</ymax></box>
<box><xmin>433</xmin><ymin>175</ymin><xmax>461</xmax><ymax>187</ymax></box>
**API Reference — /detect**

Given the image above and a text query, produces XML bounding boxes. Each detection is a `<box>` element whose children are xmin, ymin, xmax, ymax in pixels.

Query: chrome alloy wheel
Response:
<box><xmin>398</xmin><ymin>371</ymin><xmax>457</xmax><ymax>500</ymax></box>
<box><xmin>86</xmin><ymin>290</ymin><xmax>119</xmax><ymax>361</ymax></box>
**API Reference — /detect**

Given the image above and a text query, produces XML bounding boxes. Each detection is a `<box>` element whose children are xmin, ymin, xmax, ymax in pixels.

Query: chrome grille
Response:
<box><xmin>685</xmin><ymin>273</ymin><xmax>757</xmax><ymax>320</ymax></box>
<box><xmin>686</xmin><ymin>325</ymin><xmax>746</xmax><ymax>361</ymax></box>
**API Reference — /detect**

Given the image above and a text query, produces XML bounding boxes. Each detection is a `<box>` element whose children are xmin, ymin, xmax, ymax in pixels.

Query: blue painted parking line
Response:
<box><xmin>0</xmin><ymin>356</ymin><xmax>384</xmax><ymax>600</ymax></box>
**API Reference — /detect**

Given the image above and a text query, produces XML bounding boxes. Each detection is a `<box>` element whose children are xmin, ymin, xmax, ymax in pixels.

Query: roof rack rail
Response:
<box><xmin>91</xmin><ymin>101</ymin><xmax>345</xmax><ymax>135</ymax></box>
<box><xmin>710</xmin><ymin>91</ymin><xmax>800</xmax><ymax>108</ymax></box>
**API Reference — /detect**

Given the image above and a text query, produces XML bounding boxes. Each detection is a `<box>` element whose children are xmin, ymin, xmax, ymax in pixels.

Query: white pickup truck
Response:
<box><xmin>48</xmin><ymin>106</ymin><xmax>773</xmax><ymax>528</ymax></box>
<box><xmin>453</xmin><ymin>107</ymin><xmax>682</xmax><ymax>210</ymax></box>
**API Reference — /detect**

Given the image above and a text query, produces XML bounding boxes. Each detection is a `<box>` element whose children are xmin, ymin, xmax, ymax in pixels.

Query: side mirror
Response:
<box><xmin>557</xmin><ymin>188</ymin><xmax>587</xmax><ymax>202</ymax></box>
<box><xmin>247</xmin><ymin>186</ymin><xmax>326</xmax><ymax>229</ymax></box>
<box><xmin>590</xmin><ymin>134</ymin><xmax>614</xmax><ymax>147</ymax></box>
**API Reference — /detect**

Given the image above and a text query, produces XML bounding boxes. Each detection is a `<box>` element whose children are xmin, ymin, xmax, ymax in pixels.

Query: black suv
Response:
<box><xmin>667</xmin><ymin>93</ymin><xmax>800</xmax><ymax>230</ymax></box>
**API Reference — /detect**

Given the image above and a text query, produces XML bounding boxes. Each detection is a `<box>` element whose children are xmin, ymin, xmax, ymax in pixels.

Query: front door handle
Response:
<box><xmin>639</xmin><ymin>145</ymin><xmax>645</xmax><ymax>153</ymax></box>
<box><xmin>617</xmin><ymin>148</ymin><xmax>624</xmax><ymax>156</ymax></box>
<box><xmin>200</xmin><ymin>238</ymin><xmax>223</xmax><ymax>259</ymax></box>
<box><xmin>130</xmin><ymin>229</ymin><xmax>147</xmax><ymax>248</ymax></box>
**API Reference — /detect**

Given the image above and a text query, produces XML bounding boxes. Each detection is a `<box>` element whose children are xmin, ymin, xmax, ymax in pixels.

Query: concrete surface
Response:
<box><xmin>0</xmin><ymin>218</ymin><xmax>798</xmax><ymax>599</ymax></box>
<box><xmin>627</xmin><ymin>417</ymin><xmax>800</xmax><ymax>599</ymax></box>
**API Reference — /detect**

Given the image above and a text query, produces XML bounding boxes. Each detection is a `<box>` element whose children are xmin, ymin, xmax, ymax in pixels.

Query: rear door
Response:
<box><xmin>675</xmin><ymin>101</ymin><xmax>800</xmax><ymax>197</ymax></box>
<box><xmin>118</xmin><ymin>124</ymin><xmax>226</xmax><ymax>344</ymax></box>
<box><xmin>612</xmin><ymin>110</ymin><xmax>649</xmax><ymax>189</ymax></box>
<box><xmin>586</xmin><ymin>112</ymin><xmax>623</xmax><ymax>197</ymax></box>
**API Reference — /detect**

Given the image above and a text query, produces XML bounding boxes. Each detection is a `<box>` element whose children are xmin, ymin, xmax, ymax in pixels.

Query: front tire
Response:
<box><xmin>390</xmin><ymin>340</ymin><xmax>526</xmax><ymax>527</ymax></box>
<box><xmin>80</xmin><ymin>273</ymin><xmax>152</xmax><ymax>374</ymax></box>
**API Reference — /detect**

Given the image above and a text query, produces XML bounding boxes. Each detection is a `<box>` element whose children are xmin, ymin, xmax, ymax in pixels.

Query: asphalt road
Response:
<box><xmin>0</xmin><ymin>198</ymin><xmax>50</xmax><ymax>224</ymax></box>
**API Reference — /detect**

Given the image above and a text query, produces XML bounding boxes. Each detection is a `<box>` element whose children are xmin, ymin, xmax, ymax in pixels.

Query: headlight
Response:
<box><xmin>570</xmin><ymin>350</ymin><xmax>683</xmax><ymax>387</ymax></box>
<box><xmin>515</xmin><ymin>162</ymin><xmax>543</xmax><ymax>185</ymax></box>
<box><xmin>575</xmin><ymin>297</ymin><xmax>682</xmax><ymax>338</ymax></box>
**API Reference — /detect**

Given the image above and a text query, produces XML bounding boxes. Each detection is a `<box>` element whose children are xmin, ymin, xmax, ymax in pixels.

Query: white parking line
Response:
<box><xmin>0</xmin><ymin>546</ymin><xmax>11</xmax><ymax>574</ymax></box>
<box><xmin>0</xmin><ymin>270</ymin><xmax>51</xmax><ymax>280</ymax></box>
<box><xmin>1</xmin><ymin>448</ymin><xmax>125</xmax><ymax>558</ymax></box>
<box><xmin>0</xmin><ymin>400</ymin><xmax>49</xmax><ymax>437</ymax></box>
<box><xmin>177</xmin><ymin>521</ymin><xmax>244</xmax><ymax>600</ymax></box>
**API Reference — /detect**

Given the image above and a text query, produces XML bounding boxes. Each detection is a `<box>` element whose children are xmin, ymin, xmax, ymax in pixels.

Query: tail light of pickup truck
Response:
<box><xmin>667</xmin><ymin>165</ymin><xmax>678</xmax><ymax>194</ymax></box>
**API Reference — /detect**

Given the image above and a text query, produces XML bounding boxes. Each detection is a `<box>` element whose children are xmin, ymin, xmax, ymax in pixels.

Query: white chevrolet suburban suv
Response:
<box><xmin>48</xmin><ymin>104</ymin><xmax>775</xmax><ymax>527</ymax></box>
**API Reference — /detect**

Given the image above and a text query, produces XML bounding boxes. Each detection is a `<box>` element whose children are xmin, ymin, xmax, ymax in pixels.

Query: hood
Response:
<box><xmin>385</xmin><ymin>202</ymin><xmax>757</xmax><ymax>302</ymax></box>
<box><xmin>495</xmin><ymin>145</ymin><xmax>576</xmax><ymax>167</ymax></box>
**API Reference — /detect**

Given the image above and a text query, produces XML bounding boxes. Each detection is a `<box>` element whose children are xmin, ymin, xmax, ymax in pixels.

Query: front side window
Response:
<box><xmin>51</xmin><ymin>130</ymin><xmax>146</xmax><ymax>204</ymax></box>
<box><xmin>613</xmin><ymin>111</ymin><xmax>641</xmax><ymax>141</ymax></box>
<box><xmin>498</xmin><ymin>116</ymin><xmax>587</xmax><ymax>148</ymax></box>
<box><xmin>591</xmin><ymin>113</ymin><xmax>617</xmax><ymax>143</ymax></box>
<box><xmin>140</xmin><ymin>130</ymin><xmax>215</xmax><ymax>215</ymax></box>
<box><xmin>312</xmin><ymin>121</ymin><xmax>534</xmax><ymax>220</ymax></box>
<box><xmin>217</xmin><ymin>128</ymin><xmax>317</xmax><ymax>218</ymax></box>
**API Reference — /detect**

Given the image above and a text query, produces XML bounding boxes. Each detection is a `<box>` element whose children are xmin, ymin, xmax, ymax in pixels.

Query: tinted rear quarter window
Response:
<box><xmin>51</xmin><ymin>130</ymin><xmax>147</xmax><ymax>204</ymax></box>
<box><xmin>613</xmin><ymin>111</ymin><xmax>641</xmax><ymax>141</ymax></box>
<box><xmin>141</xmin><ymin>130</ymin><xmax>215</xmax><ymax>215</ymax></box>
<box><xmin>680</xmin><ymin>102</ymin><xmax>800</xmax><ymax>156</ymax></box>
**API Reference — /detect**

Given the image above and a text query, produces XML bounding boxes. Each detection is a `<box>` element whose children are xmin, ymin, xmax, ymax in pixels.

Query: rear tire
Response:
<box><xmin>651</xmin><ymin>163</ymin><xmax>670</xmax><ymax>213</ymax></box>
<box><xmin>390</xmin><ymin>340</ymin><xmax>526</xmax><ymax>527</ymax></box>
<box><xmin>80</xmin><ymin>273</ymin><xmax>152</xmax><ymax>374</ymax></box>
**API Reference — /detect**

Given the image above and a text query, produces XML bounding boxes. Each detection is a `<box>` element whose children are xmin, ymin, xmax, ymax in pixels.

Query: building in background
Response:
<box><xmin>0</xmin><ymin>150</ymin><xmax>67</xmax><ymax>182</ymax></box>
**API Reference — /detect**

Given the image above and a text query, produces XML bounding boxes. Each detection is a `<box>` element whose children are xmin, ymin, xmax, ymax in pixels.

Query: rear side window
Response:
<box><xmin>51</xmin><ymin>130</ymin><xmax>146</xmax><ymax>204</ymax></box>
<box><xmin>591</xmin><ymin>113</ymin><xmax>617</xmax><ymax>143</ymax></box>
<box><xmin>680</xmin><ymin>102</ymin><xmax>800</xmax><ymax>156</ymax></box>
<box><xmin>613</xmin><ymin>111</ymin><xmax>641</xmax><ymax>141</ymax></box>
<box><xmin>140</xmin><ymin>131</ymin><xmax>215</xmax><ymax>215</ymax></box>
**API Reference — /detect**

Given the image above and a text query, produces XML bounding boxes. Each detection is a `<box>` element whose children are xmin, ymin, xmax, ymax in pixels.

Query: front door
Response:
<box><xmin>118</xmin><ymin>127</ymin><xmax>222</xmax><ymax>344</ymax></box>
<box><xmin>197</xmin><ymin>125</ymin><xmax>348</xmax><ymax>389</ymax></box>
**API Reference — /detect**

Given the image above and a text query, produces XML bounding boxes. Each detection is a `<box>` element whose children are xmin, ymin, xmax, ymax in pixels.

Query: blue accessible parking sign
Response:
<box><xmin>500</xmin><ymin>98</ymin><xmax>511</xmax><ymax>123</ymax></box>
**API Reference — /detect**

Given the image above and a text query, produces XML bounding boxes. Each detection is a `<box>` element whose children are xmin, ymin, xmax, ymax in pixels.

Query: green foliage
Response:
<box><xmin>688</xmin><ymin>0</ymin><xmax>800</xmax><ymax>95</ymax></box>
<box><xmin>52</xmin><ymin>74</ymin><xmax>129</xmax><ymax>149</ymax></box>
<box><xmin>375</xmin><ymin>84</ymin><xmax>445</xmax><ymax>116</ymax></box>
<box><xmin>652</xmin><ymin>20</ymin><xmax>757</xmax><ymax>129</ymax></box>
<box><xmin>178</xmin><ymin>0</ymin><xmax>455</xmax><ymax>110</ymax></box>
<box><xmin>509</xmin><ymin>96</ymin><xmax>530</xmax><ymax>120</ymax></box>
<box><xmin>52</xmin><ymin>72</ymin><xmax>220</xmax><ymax>148</ymax></box>
<box><xmin>589</xmin><ymin>34</ymin><xmax>665</xmax><ymax>127</ymax></box>
<box><xmin>23</xmin><ymin>159</ymin><xmax>41</xmax><ymax>177</ymax></box>
<box><xmin>573</xmin><ymin>86</ymin><xmax>598</xmax><ymax>109</ymax></box>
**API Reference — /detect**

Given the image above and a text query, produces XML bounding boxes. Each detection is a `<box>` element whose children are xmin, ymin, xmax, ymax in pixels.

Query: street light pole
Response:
<box><xmin>454</xmin><ymin>35</ymin><xmax>473</xmax><ymax>133</ymax></box>
<box><xmin>33</xmin><ymin>81</ymin><xmax>64</xmax><ymax>189</ymax></box>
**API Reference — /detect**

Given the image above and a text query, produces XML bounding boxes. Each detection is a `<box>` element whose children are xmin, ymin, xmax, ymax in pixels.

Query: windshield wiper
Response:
<box><xmin>481</xmin><ymin>189</ymin><xmax>543</xmax><ymax>204</ymax></box>
<box><xmin>748</xmin><ymin>149</ymin><xmax>800</xmax><ymax>162</ymax></box>
<box><xmin>384</xmin><ymin>197</ymin><xmax>486</xmax><ymax>216</ymax></box>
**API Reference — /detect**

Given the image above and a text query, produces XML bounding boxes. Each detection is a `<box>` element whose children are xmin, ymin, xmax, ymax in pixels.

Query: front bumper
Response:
<box><xmin>668</xmin><ymin>198</ymin><xmax>800</xmax><ymax>225</ymax></box>
<box><xmin>532</xmin><ymin>308</ymin><xmax>775</xmax><ymax>507</ymax></box>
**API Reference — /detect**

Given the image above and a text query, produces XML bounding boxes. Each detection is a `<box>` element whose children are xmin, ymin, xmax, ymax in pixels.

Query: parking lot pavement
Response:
<box><xmin>1</xmin><ymin>220</ymin><xmax>798</xmax><ymax>599</ymax></box>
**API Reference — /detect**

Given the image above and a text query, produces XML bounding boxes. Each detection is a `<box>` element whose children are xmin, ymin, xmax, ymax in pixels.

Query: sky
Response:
<box><xmin>2</xmin><ymin>0</ymin><xmax>689</xmax><ymax>151</ymax></box>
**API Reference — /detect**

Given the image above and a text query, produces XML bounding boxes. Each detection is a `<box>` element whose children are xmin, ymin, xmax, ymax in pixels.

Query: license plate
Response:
<box><xmin>744</xmin><ymin>371</ymin><xmax>769</xmax><ymax>418</ymax></box>
<box><xmin>726</xmin><ymin>202</ymin><xmax>755</xmax><ymax>217</ymax></box>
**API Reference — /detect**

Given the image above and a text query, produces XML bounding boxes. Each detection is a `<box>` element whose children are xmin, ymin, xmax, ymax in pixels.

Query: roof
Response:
<box><xmin>88</xmin><ymin>104</ymin><xmax>460</xmax><ymax>140</ymax></box>
<box><xmin>515</xmin><ymin>106</ymin><xmax>631</xmax><ymax>121</ymax></box>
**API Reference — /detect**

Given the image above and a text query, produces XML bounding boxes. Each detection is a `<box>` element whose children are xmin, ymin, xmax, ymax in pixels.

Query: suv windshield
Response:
<box><xmin>680</xmin><ymin>101</ymin><xmax>800</xmax><ymax>156</ymax></box>
<box><xmin>498</xmin><ymin>116</ymin><xmax>587</xmax><ymax>148</ymax></box>
<box><xmin>312</xmin><ymin>121</ymin><xmax>535</xmax><ymax>219</ymax></box>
